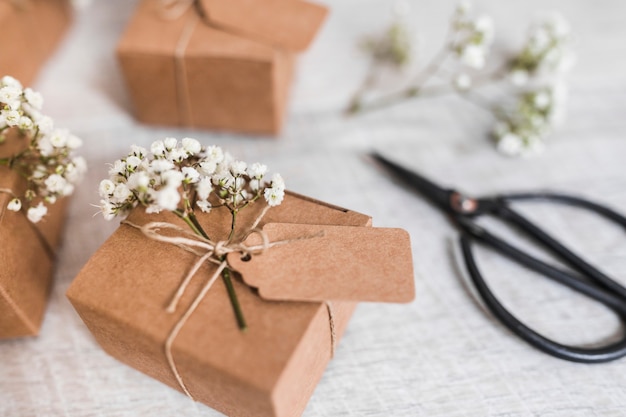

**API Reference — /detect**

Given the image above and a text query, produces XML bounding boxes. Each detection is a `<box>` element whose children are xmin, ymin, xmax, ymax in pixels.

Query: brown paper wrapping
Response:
<box><xmin>0</xmin><ymin>134</ymin><xmax>68</xmax><ymax>339</ymax></box>
<box><xmin>0</xmin><ymin>0</ymin><xmax>72</xmax><ymax>86</ymax></box>
<box><xmin>67</xmin><ymin>192</ymin><xmax>372</xmax><ymax>417</ymax></box>
<box><xmin>116</xmin><ymin>0</ymin><xmax>327</xmax><ymax>134</ymax></box>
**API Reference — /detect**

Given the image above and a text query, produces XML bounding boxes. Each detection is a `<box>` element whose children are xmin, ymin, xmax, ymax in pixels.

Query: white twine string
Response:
<box><xmin>121</xmin><ymin>209</ymin><xmax>334</xmax><ymax>399</ymax></box>
<box><xmin>155</xmin><ymin>0</ymin><xmax>195</xmax><ymax>20</ymax></box>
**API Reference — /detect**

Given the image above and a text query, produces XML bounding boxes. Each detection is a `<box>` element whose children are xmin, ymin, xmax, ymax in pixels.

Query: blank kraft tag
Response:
<box><xmin>227</xmin><ymin>223</ymin><xmax>415</xmax><ymax>303</ymax></box>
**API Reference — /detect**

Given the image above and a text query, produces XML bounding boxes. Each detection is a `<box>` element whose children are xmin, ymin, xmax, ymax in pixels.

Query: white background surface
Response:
<box><xmin>2</xmin><ymin>0</ymin><xmax>626</xmax><ymax>416</ymax></box>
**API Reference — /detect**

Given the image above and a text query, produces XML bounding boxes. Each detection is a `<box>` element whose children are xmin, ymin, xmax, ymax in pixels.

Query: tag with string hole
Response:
<box><xmin>227</xmin><ymin>223</ymin><xmax>415</xmax><ymax>303</ymax></box>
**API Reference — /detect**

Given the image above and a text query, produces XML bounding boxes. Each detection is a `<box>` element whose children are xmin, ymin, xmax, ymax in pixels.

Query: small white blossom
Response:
<box><xmin>247</xmin><ymin>162</ymin><xmax>267</xmax><ymax>179</ymax></box>
<box><xmin>198</xmin><ymin>160</ymin><xmax>217</xmax><ymax>176</ymax></box>
<box><xmin>497</xmin><ymin>133</ymin><xmax>523</xmax><ymax>156</ymax></box>
<box><xmin>156</xmin><ymin>186</ymin><xmax>180</xmax><ymax>211</ymax></box>
<box><xmin>126</xmin><ymin>155</ymin><xmax>142</xmax><ymax>171</ymax></box>
<box><xmin>127</xmin><ymin>171</ymin><xmax>150</xmax><ymax>190</ymax></box>
<box><xmin>271</xmin><ymin>173</ymin><xmax>285</xmax><ymax>191</ymax></box>
<box><xmin>196</xmin><ymin>199</ymin><xmax>211</xmax><ymax>213</ymax></box>
<box><xmin>4</xmin><ymin>110</ymin><xmax>20</xmax><ymax>127</ymax></box>
<box><xmin>1</xmin><ymin>76</ymin><xmax>22</xmax><ymax>89</ymax></box>
<box><xmin>44</xmin><ymin>174</ymin><xmax>68</xmax><ymax>194</ymax></box>
<box><xmin>18</xmin><ymin>116</ymin><xmax>33</xmax><ymax>130</ymax></box>
<box><xmin>100</xmin><ymin>200</ymin><xmax>116</xmax><ymax>220</ymax></box>
<box><xmin>0</xmin><ymin>86</ymin><xmax>21</xmax><ymax>106</ymax></box>
<box><xmin>205</xmin><ymin>145</ymin><xmax>224</xmax><ymax>163</ymax></box>
<box><xmin>264</xmin><ymin>187</ymin><xmax>285</xmax><ymax>207</ymax></box>
<box><xmin>99</xmin><ymin>179</ymin><xmax>115</xmax><ymax>197</ymax></box>
<box><xmin>27</xmin><ymin>202</ymin><xmax>48</xmax><ymax>223</ymax></box>
<box><xmin>151</xmin><ymin>140</ymin><xmax>166</xmax><ymax>156</ymax></box>
<box><xmin>113</xmin><ymin>183</ymin><xmax>132</xmax><ymax>202</ymax></box>
<box><xmin>196</xmin><ymin>177</ymin><xmax>213</xmax><ymax>200</ymax></box>
<box><xmin>230</xmin><ymin>160</ymin><xmax>247</xmax><ymax>176</ymax></box>
<box><xmin>454</xmin><ymin>73</ymin><xmax>472</xmax><ymax>90</ymax></box>
<box><xmin>164</xmin><ymin>137</ymin><xmax>177</xmax><ymax>150</ymax></box>
<box><xmin>49</xmin><ymin>130</ymin><xmax>68</xmax><ymax>148</ymax></box>
<box><xmin>7</xmin><ymin>198</ymin><xmax>21</xmax><ymax>212</ymax></box>
<box><xmin>460</xmin><ymin>44</ymin><xmax>486</xmax><ymax>69</ymax></box>
<box><xmin>24</xmin><ymin>88</ymin><xmax>43</xmax><ymax>110</ymax></box>
<box><xmin>181</xmin><ymin>137</ymin><xmax>201</xmax><ymax>155</ymax></box>
<box><xmin>182</xmin><ymin>166</ymin><xmax>200</xmax><ymax>183</ymax></box>
<box><xmin>37</xmin><ymin>116</ymin><xmax>54</xmax><ymax>134</ymax></box>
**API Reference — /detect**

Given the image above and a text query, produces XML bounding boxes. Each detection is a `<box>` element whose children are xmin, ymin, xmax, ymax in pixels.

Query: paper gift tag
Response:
<box><xmin>227</xmin><ymin>223</ymin><xmax>415</xmax><ymax>303</ymax></box>
<box><xmin>200</xmin><ymin>0</ymin><xmax>328</xmax><ymax>51</ymax></box>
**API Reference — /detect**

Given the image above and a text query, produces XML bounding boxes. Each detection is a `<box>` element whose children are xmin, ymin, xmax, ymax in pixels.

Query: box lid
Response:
<box><xmin>199</xmin><ymin>0</ymin><xmax>328</xmax><ymax>52</ymax></box>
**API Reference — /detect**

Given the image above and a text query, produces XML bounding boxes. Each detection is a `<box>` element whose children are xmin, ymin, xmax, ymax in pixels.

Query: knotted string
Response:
<box><xmin>121</xmin><ymin>207</ymin><xmax>336</xmax><ymax>400</ymax></box>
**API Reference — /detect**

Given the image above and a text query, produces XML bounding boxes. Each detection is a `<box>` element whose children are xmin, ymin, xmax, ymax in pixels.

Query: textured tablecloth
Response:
<box><xmin>2</xmin><ymin>0</ymin><xmax>626</xmax><ymax>416</ymax></box>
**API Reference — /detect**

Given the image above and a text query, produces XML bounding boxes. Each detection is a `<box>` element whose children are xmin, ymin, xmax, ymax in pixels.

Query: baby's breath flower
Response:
<box><xmin>0</xmin><ymin>76</ymin><xmax>85</xmax><ymax>221</ymax></box>
<box><xmin>7</xmin><ymin>198</ymin><xmax>21</xmax><ymax>212</ymax></box>
<box><xmin>27</xmin><ymin>202</ymin><xmax>48</xmax><ymax>223</ymax></box>
<box><xmin>181</xmin><ymin>137</ymin><xmax>201</xmax><ymax>155</ymax></box>
<box><xmin>97</xmin><ymin>139</ymin><xmax>284</xmax><ymax>223</ymax></box>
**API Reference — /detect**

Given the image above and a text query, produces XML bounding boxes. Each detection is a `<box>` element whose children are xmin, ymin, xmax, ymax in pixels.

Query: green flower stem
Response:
<box><xmin>227</xmin><ymin>210</ymin><xmax>237</xmax><ymax>242</ymax></box>
<box><xmin>220</xmin><ymin>265</ymin><xmax>247</xmax><ymax>331</ymax></box>
<box><xmin>347</xmin><ymin>46</ymin><xmax>451</xmax><ymax>115</ymax></box>
<box><xmin>0</xmin><ymin>158</ymin><xmax>9</xmax><ymax>166</ymax></box>
<box><xmin>174</xmin><ymin>210</ymin><xmax>204</xmax><ymax>237</ymax></box>
<box><xmin>175</xmin><ymin>208</ymin><xmax>248</xmax><ymax>331</ymax></box>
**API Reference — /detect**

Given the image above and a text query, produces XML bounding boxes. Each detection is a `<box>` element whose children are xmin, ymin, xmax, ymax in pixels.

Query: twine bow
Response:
<box><xmin>122</xmin><ymin>207</ymin><xmax>335</xmax><ymax>400</ymax></box>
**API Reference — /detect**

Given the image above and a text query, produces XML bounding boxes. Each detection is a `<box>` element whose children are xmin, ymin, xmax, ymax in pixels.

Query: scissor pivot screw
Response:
<box><xmin>450</xmin><ymin>192</ymin><xmax>478</xmax><ymax>214</ymax></box>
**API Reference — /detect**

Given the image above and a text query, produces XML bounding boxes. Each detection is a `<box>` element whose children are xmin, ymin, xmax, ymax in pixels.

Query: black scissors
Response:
<box><xmin>372</xmin><ymin>153</ymin><xmax>626</xmax><ymax>363</ymax></box>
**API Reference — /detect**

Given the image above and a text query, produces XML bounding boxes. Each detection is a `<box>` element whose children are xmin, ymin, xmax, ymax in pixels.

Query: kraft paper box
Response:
<box><xmin>68</xmin><ymin>191</ymin><xmax>407</xmax><ymax>417</ymax></box>
<box><xmin>0</xmin><ymin>0</ymin><xmax>72</xmax><ymax>86</ymax></box>
<box><xmin>0</xmin><ymin>136</ymin><xmax>68</xmax><ymax>339</ymax></box>
<box><xmin>116</xmin><ymin>0</ymin><xmax>328</xmax><ymax>134</ymax></box>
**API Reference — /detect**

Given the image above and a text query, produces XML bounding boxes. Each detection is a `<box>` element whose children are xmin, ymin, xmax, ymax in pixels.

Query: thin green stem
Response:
<box><xmin>173</xmin><ymin>210</ymin><xmax>204</xmax><ymax>237</ymax></box>
<box><xmin>221</xmin><ymin>267</ymin><xmax>247</xmax><ymax>331</ymax></box>
<box><xmin>349</xmin><ymin>46</ymin><xmax>452</xmax><ymax>114</ymax></box>
<box><xmin>0</xmin><ymin>158</ymin><xmax>9</xmax><ymax>166</ymax></box>
<box><xmin>178</xmin><ymin>207</ymin><xmax>247</xmax><ymax>331</ymax></box>
<box><xmin>228</xmin><ymin>210</ymin><xmax>237</xmax><ymax>242</ymax></box>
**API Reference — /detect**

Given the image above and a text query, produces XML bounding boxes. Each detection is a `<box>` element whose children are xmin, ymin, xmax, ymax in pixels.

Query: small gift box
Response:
<box><xmin>0</xmin><ymin>0</ymin><xmax>72</xmax><ymax>86</ymax></box>
<box><xmin>116</xmin><ymin>0</ymin><xmax>328</xmax><ymax>134</ymax></box>
<box><xmin>0</xmin><ymin>143</ymin><xmax>68</xmax><ymax>338</ymax></box>
<box><xmin>67</xmin><ymin>140</ymin><xmax>414</xmax><ymax>417</ymax></box>
<box><xmin>0</xmin><ymin>77</ymin><xmax>85</xmax><ymax>338</ymax></box>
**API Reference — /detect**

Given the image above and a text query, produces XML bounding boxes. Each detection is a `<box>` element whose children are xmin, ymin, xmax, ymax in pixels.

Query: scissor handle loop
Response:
<box><xmin>460</xmin><ymin>234</ymin><xmax>626</xmax><ymax>363</ymax></box>
<box><xmin>458</xmin><ymin>192</ymin><xmax>626</xmax><ymax>363</ymax></box>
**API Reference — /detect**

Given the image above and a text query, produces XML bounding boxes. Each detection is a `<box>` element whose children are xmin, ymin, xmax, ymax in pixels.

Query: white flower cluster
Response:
<box><xmin>494</xmin><ymin>83</ymin><xmax>567</xmax><ymax>157</ymax></box>
<box><xmin>508</xmin><ymin>12</ymin><xmax>574</xmax><ymax>86</ymax></box>
<box><xmin>451</xmin><ymin>2</ymin><xmax>494</xmax><ymax>69</ymax></box>
<box><xmin>99</xmin><ymin>139</ymin><xmax>285</xmax><ymax>221</ymax></box>
<box><xmin>493</xmin><ymin>12</ymin><xmax>572</xmax><ymax>157</ymax></box>
<box><xmin>0</xmin><ymin>76</ymin><xmax>86</xmax><ymax>223</ymax></box>
<box><xmin>362</xmin><ymin>2</ymin><xmax>413</xmax><ymax>69</ymax></box>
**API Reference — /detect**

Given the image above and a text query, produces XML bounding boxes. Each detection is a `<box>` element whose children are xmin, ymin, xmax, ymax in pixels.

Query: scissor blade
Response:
<box><xmin>371</xmin><ymin>153</ymin><xmax>453</xmax><ymax>212</ymax></box>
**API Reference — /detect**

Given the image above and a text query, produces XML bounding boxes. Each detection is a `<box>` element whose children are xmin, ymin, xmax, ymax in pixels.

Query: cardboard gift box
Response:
<box><xmin>67</xmin><ymin>192</ymin><xmax>414</xmax><ymax>417</ymax></box>
<box><xmin>116</xmin><ymin>0</ymin><xmax>328</xmax><ymax>134</ymax></box>
<box><xmin>0</xmin><ymin>136</ymin><xmax>68</xmax><ymax>339</ymax></box>
<box><xmin>0</xmin><ymin>0</ymin><xmax>72</xmax><ymax>86</ymax></box>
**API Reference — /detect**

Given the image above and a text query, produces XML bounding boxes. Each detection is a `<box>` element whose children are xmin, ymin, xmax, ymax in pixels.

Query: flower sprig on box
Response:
<box><xmin>98</xmin><ymin>138</ymin><xmax>285</xmax><ymax>329</ymax></box>
<box><xmin>348</xmin><ymin>1</ymin><xmax>574</xmax><ymax>157</ymax></box>
<box><xmin>0</xmin><ymin>76</ymin><xmax>86</xmax><ymax>222</ymax></box>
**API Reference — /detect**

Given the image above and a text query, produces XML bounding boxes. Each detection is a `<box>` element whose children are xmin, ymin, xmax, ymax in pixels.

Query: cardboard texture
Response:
<box><xmin>229</xmin><ymin>223</ymin><xmax>415</xmax><ymax>303</ymax></box>
<box><xmin>68</xmin><ymin>192</ymin><xmax>382</xmax><ymax>417</ymax></box>
<box><xmin>116</xmin><ymin>0</ymin><xmax>328</xmax><ymax>134</ymax></box>
<box><xmin>0</xmin><ymin>0</ymin><xmax>72</xmax><ymax>86</ymax></box>
<box><xmin>0</xmin><ymin>133</ymin><xmax>68</xmax><ymax>339</ymax></box>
